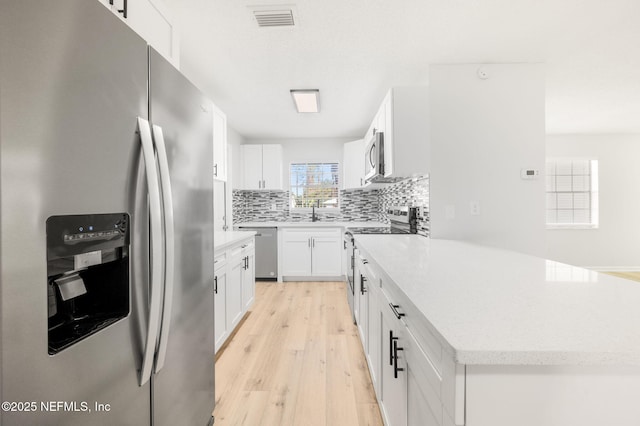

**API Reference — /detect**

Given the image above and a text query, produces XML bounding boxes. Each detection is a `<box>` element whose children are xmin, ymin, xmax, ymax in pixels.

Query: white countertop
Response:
<box><xmin>354</xmin><ymin>235</ymin><xmax>640</xmax><ymax>366</ymax></box>
<box><xmin>214</xmin><ymin>231</ymin><xmax>256</xmax><ymax>252</ymax></box>
<box><xmin>236</xmin><ymin>221</ymin><xmax>388</xmax><ymax>229</ymax></box>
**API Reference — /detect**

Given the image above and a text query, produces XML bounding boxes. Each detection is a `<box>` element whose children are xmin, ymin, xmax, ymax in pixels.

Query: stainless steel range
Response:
<box><xmin>344</xmin><ymin>206</ymin><xmax>419</xmax><ymax>322</ymax></box>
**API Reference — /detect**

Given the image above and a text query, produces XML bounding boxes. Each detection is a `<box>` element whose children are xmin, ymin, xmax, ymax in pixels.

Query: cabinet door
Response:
<box><xmin>343</xmin><ymin>139</ymin><xmax>365</xmax><ymax>189</ymax></box>
<box><xmin>281</xmin><ymin>230</ymin><xmax>312</xmax><ymax>276</ymax></box>
<box><xmin>125</xmin><ymin>0</ymin><xmax>180</xmax><ymax>67</ymax></box>
<box><xmin>358</xmin><ymin>272</ymin><xmax>369</xmax><ymax>352</ymax></box>
<box><xmin>242</xmin><ymin>250</ymin><xmax>255</xmax><ymax>310</ymax></box>
<box><xmin>367</xmin><ymin>284</ymin><xmax>381</xmax><ymax>395</ymax></box>
<box><xmin>407</xmin><ymin>363</ymin><xmax>440</xmax><ymax>426</ymax></box>
<box><xmin>262</xmin><ymin>144</ymin><xmax>283</xmax><ymax>190</ymax></box>
<box><xmin>213</xmin><ymin>105</ymin><xmax>227</xmax><ymax>181</ymax></box>
<box><xmin>353</xmin><ymin>250</ymin><xmax>361</xmax><ymax>325</ymax></box>
<box><xmin>241</xmin><ymin>145</ymin><xmax>263</xmax><ymax>190</ymax></box>
<box><xmin>311</xmin><ymin>234</ymin><xmax>342</xmax><ymax>276</ymax></box>
<box><xmin>214</xmin><ymin>267</ymin><xmax>227</xmax><ymax>352</ymax></box>
<box><xmin>380</xmin><ymin>305</ymin><xmax>408</xmax><ymax>426</ymax></box>
<box><xmin>227</xmin><ymin>256</ymin><xmax>244</xmax><ymax>329</ymax></box>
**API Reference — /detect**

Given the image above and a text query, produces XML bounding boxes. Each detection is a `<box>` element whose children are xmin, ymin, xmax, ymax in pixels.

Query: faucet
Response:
<box><xmin>312</xmin><ymin>200</ymin><xmax>319</xmax><ymax>222</ymax></box>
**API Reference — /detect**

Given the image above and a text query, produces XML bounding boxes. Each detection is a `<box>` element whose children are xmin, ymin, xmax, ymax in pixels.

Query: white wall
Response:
<box><xmin>546</xmin><ymin>134</ymin><xmax>640</xmax><ymax>269</ymax></box>
<box><xmin>428</xmin><ymin>64</ymin><xmax>546</xmax><ymax>256</ymax></box>
<box><xmin>242</xmin><ymin>138</ymin><xmax>351</xmax><ymax>191</ymax></box>
<box><xmin>226</xmin><ymin>126</ymin><xmax>244</xmax><ymax>227</ymax></box>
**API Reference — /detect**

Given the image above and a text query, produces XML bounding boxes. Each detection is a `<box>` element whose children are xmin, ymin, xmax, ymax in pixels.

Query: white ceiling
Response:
<box><xmin>171</xmin><ymin>0</ymin><xmax>640</xmax><ymax>139</ymax></box>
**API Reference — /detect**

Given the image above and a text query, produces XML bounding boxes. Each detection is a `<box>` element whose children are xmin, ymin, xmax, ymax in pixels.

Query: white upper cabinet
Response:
<box><xmin>343</xmin><ymin>139</ymin><xmax>365</xmax><ymax>190</ymax></box>
<box><xmin>212</xmin><ymin>104</ymin><xmax>227</xmax><ymax>182</ymax></box>
<box><xmin>365</xmin><ymin>87</ymin><xmax>430</xmax><ymax>180</ymax></box>
<box><xmin>240</xmin><ymin>144</ymin><xmax>283</xmax><ymax>190</ymax></box>
<box><xmin>261</xmin><ymin>145</ymin><xmax>283</xmax><ymax>190</ymax></box>
<box><xmin>100</xmin><ymin>0</ymin><xmax>180</xmax><ymax>68</ymax></box>
<box><xmin>241</xmin><ymin>145</ymin><xmax>263</xmax><ymax>190</ymax></box>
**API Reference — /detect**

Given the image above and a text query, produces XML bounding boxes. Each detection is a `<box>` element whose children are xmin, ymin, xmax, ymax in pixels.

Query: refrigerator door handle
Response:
<box><xmin>137</xmin><ymin>117</ymin><xmax>164</xmax><ymax>386</ymax></box>
<box><xmin>152</xmin><ymin>124</ymin><xmax>175</xmax><ymax>374</ymax></box>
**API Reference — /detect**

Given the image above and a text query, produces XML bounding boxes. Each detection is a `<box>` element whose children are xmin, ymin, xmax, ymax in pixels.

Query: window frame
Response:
<box><xmin>545</xmin><ymin>157</ymin><xmax>599</xmax><ymax>230</ymax></box>
<box><xmin>289</xmin><ymin>161</ymin><xmax>341</xmax><ymax>211</ymax></box>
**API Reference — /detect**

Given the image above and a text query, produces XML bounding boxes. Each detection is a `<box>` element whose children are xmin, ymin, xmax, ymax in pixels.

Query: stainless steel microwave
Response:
<box><xmin>364</xmin><ymin>131</ymin><xmax>385</xmax><ymax>182</ymax></box>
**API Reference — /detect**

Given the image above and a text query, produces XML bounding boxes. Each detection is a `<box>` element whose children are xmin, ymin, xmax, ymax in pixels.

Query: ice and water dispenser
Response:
<box><xmin>46</xmin><ymin>213</ymin><xmax>130</xmax><ymax>355</ymax></box>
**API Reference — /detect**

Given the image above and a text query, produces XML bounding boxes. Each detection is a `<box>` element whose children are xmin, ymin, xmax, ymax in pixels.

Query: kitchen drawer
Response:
<box><xmin>381</xmin><ymin>277</ymin><xmax>444</xmax><ymax>375</ymax></box>
<box><xmin>214</xmin><ymin>252</ymin><xmax>227</xmax><ymax>270</ymax></box>
<box><xmin>282</xmin><ymin>227</ymin><xmax>341</xmax><ymax>236</ymax></box>
<box><xmin>356</xmin><ymin>248</ymin><xmax>382</xmax><ymax>288</ymax></box>
<box><xmin>230</xmin><ymin>244</ymin><xmax>243</xmax><ymax>258</ymax></box>
<box><xmin>240</xmin><ymin>239</ymin><xmax>254</xmax><ymax>252</ymax></box>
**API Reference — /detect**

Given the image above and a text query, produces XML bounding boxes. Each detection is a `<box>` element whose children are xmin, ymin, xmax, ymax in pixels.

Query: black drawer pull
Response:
<box><xmin>393</xmin><ymin>340</ymin><xmax>404</xmax><ymax>379</ymax></box>
<box><xmin>389</xmin><ymin>303</ymin><xmax>405</xmax><ymax>319</ymax></box>
<box><xmin>389</xmin><ymin>330</ymin><xmax>398</xmax><ymax>366</ymax></box>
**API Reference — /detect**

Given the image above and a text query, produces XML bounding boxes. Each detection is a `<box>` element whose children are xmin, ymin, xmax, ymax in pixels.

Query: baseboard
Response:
<box><xmin>282</xmin><ymin>276</ymin><xmax>344</xmax><ymax>282</ymax></box>
<box><xmin>585</xmin><ymin>266</ymin><xmax>640</xmax><ymax>272</ymax></box>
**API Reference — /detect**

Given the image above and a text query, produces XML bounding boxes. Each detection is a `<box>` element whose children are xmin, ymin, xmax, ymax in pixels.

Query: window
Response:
<box><xmin>290</xmin><ymin>163</ymin><xmax>339</xmax><ymax>209</ymax></box>
<box><xmin>546</xmin><ymin>159</ymin><xmax>599</xmax><ymax>228</ymax></box>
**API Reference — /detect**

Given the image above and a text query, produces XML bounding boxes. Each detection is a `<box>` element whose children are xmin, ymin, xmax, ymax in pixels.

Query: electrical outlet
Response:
<box><xmin>470</xmin><ymin>201</ymin><xmax>480</xmax><ymax>216</ymax></box>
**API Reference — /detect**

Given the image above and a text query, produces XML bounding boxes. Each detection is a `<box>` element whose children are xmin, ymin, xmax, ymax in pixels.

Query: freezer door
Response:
<box><xmin>148</xmin><ymin>48</ymin><xmax>215</xmax><ymax>426</ymax></box>
<box><xmin>0</xmin><ymin>1</ymin><xmax>151</xmax><ymax>425</ymax></box>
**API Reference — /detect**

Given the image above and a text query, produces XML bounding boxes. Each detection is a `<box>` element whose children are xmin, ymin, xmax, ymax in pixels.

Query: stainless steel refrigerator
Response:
<box><xmin>0</xmin><ymin>1</ymin><xmax>215</xmax><ymax>425</ymax></box>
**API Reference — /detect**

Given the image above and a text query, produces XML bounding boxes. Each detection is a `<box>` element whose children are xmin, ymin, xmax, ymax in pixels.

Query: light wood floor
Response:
<box><xmin>213</xmin><ymin>281</ymin><xmax>384</xmax><ymax>426</ymax></box>
<box><xmin>600</xmin><ymin>271</ymin><xmax>640</xmax><ymax>282</ymax></box>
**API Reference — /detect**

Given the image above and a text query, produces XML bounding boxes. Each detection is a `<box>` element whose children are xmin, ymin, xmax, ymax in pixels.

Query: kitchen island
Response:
<box><xmin>353</xmin><ymin>235</ymin><xmax>640</xmax><ymax>426</ymax></box>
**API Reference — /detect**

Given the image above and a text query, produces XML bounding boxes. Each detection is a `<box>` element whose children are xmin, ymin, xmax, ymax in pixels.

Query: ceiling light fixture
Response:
<box><xmin>290</xmin><ymin>89</ymin><xmax>320</xmax><ymax>113</ymax></box>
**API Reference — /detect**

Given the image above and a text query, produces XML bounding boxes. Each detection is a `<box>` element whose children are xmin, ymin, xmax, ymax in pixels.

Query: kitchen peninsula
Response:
<box><xmin>353</xmin><ymin>235</ymin><xmax>640</xmax><ymax>426</ymax></box>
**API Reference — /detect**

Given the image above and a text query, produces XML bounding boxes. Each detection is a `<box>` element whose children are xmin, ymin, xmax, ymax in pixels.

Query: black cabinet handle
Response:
<box><xmin>393</xmin><ymin>340</ymin><xmax>404</xmax><ymax>379</ymax></box>
<box><xmin>117</xmin><ymin>0</ymin><xmax>127</xmax><ymax>18</ymax></box>
<box><xmin>214</xmin><ymin>164</ymin><xmax>218</xmax><ymax>177</ymax></box>
<box><xmin>360</xmin><ymin>274</ymin><xmax>367</xmax><ymax>295</ymax></box>
<box><xmin>389</xmin><ymin>303</ymin><xmax>405</xmax><ymax>319</ymax></box>
<box><xmin>214</xmin><ymin>276</ymin><xmax>218</xmax><ymax>294</ymax></box>
<box><xmin>343</xmin><ymin>240</ymin><xmax>346</xmax><ymax>249</ymax></box>
<box><xmin>389</xmin><ymin>330</ymin><xmax>398</xmax><ymax>366</ymax></box>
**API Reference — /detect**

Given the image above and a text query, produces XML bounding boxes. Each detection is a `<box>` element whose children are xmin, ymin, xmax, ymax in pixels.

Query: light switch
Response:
<box><xmin>520</xmin><ymin>169</ymin><xmax>539</xmax><ymax>180</ymax></box>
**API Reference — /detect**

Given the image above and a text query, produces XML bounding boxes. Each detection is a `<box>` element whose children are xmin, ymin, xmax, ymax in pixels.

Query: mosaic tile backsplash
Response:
<box><xmin>233</xmin><ymin>176</ymin><xmax>429</xmax><ymax>236</ymax></box>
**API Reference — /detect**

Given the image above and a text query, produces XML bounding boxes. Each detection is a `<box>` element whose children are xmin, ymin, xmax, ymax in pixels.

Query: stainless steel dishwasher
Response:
<box><xmin>240</xmin><ymin>227</ymin><xmax>277</xmax><ymax>280</ymax></box>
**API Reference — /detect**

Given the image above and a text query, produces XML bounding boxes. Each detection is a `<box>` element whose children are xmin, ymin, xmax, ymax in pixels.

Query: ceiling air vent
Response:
<box><xmin>251</xmin><ymin>7</ymin><xmax>296</xmax><ymax>27</ymax></box>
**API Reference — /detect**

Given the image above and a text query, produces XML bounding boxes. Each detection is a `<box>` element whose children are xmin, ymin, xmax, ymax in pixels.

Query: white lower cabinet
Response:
<box><xmin>358</xmin><ymin>246</ymin><xmax>462</xmax><ymax>426</ymax></box>
<box><xmin>241</xmin><ymin>243</ymin><xmax>255</xmax><ymax>310</ymax></box>
<box><xmin>227</xmin><ymin>250</ymin><xmax>244</xmax><ymax>330</ymax></box>
<box><xmin>214</xmin><ymin>236</ymin><xmax>255</xmax><ymax>353</ymax></box>
<box><xmin>281</xmin><ymin>228</ymin><xmax>342</xmax><ymax>278</ymax></box>
<box><xmin>366</xmin><ymin>272</ymin><xmax>381</xmax><ymax>394</ymax></box>
<box><xmin>281</xmin><ymin>230</ymin><xmax>312</xmax><ymax>276</ymax></box>
<box><xmin>380</xmin><ymin>301</ymin><xmax>408</xmax><ymax>426</ymax></box>
<box><xmin>214</xmin><ymin>254</ymin><xmax>228</xmax><ymax>351</ymax></box>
